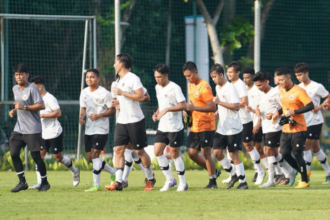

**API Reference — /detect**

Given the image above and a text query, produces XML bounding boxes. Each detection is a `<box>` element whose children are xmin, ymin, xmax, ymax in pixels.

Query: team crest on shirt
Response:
<box><xmin>289</xmin><ymin>95</ymin><xmax>294</xmax><ymax>100</ymax></box>
<box><xmin>95</xmin><ymin>98</ymin><xmax>99</xmax><ymax>102</ymax></box>
<box><xmin>222</xmin><ymin>95</ymin><xmax>226</xmax><ymax>98</ymax></box>
<box><xmin>269</xmin><ymin>99</ymin><xmax>272</xmax><ymax>103</ymax></box>
<box><xmin>194</xmin><ymin>92</ymin><xmax>199</xmax><ymax>98</ymax></box>
<box><xmin>122</xmin><ymin>83</ymin><xmax>125</xmax><ymax>87</ymax></box>
<box><xmin>22</xmin><ymin>94</ymin><xmax>28</xmax><ymax>101</ymax></box>
<box><xmin>165</xmin><ymin>94</ymin><xmax>168</xmax><ymax>98</ymax></box>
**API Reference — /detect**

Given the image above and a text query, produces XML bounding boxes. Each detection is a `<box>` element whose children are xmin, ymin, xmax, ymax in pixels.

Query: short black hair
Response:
<box><xmin>242</xmin><ymin>67</ymin><xmax>255</xmax><ymax>76</ymax></box>
<box><xmin>13</xmin><ymin>63</ymin><xmax>29</xmax><ymax>74</ymax></box>
<box><xmin>85</xmin><ymin>68</ymin><xmax>100</xmax><ymax>77</ymax></box>
<box><xmin>294</xmin><ymin>62</ymin><xmax>309</xmax><ymax>73</ymax></box>
<box><xmin>182</xmin><ymin>61</ymin><xmax>198</xmax><ymax>72</ymax></box>
<box><xmin>210</xmin><ymin>63</ymin><xmax>225</xmax><ymax>75</ymax></box>
<box><xmin>253</xmin><ymin>71</ymin><xmax>271</xmax><ymax>82</ymax></box>
<box><xmin>275</xmin><ymin>68</ymin><xmax>291</xmax><ymax>76</ymax></box>
<box><xmin>153</xmin><ymin>64</ymin><xmax>169</xmax><ymax>75</ymax></box>
<box><xmin>228</xmin><ymin>61</ymin><xmax>241</xmax><ymax>72</ymax></box>
<box><xmin>117</xmin><ymin>53</ymin><xmax>132</xmax><ymax>69</ymax></box>
<box><xmin>30</xmin><ymin>75</ymin><xmax>45</xmax><ymax>85</ymax></box>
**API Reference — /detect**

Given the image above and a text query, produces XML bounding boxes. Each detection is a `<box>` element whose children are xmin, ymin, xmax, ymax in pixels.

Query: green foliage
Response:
<box><xmin>238</xmin><ymin>56</ymin><xmax>254</xmax><ymax>68</ymax></box>
<box><xmin>220</xmin><ymin>17</ymin><xmax>254</xmax><ymax>54</ymax></box>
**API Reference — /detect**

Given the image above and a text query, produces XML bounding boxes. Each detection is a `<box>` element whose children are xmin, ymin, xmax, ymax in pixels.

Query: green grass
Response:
<box><xmin>1</xmin><ymin>170</ymin><xmax>330</xmax><ymax>220</ymax></box>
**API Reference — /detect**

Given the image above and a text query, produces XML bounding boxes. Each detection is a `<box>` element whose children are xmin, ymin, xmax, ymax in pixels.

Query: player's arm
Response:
<box><xmin>41</xmin><ymin>109</ymin><xmax>61</xmax><ymax>118</ymax></box>
<box><xmin>253</xmin><ymin>117</ymin><xmax>262</xmax><ymax>134</ymax></box>
<box><xmin>139</xmin><ymin>92</ymin><xmax>150</xmax><ymax>102</ymax></box>
<box><xmin>13</xmin><ymin>102</ymin><xmax>45</xmax><ymax>111</ymax></box>
<box><xmin>153</xmin><ymin>108</ymin><xmax>159</xmax><ymax>122</ymax></box>
<box><xmin>9</xmin><ymin>109</ymin><xmax>17</xmax><ymax>118</ymax></box>
<box><xmin>157</xmin><ymin>101</ymin><xmax>186</xmax><ymax>120</ymax></box>
<box><xmin>213</xmin><ymin>96</ymin><xmax>239</xmax><ymax>111</ymax></box>
<box><xmin>239</xmin><ymin>96</ymin><xmax>248</xmax><ymax>107</ymax></box>
<box><xmin>320</xmin><ymin>94</ymin><xmax>330</xmax><ymax>111</ymax></box>
<box><xmin>90</xmin><ymin>107</ymin><xmax>116</xmax><ymax>121</ymax></box>
<box><xmin>187</xmin><ymin>100</ymin><xmax>216</xmax><ymax>112</ymax></box>
<box><xmin>79</xmin><ymin>107</ymin><xmax>86</xmax><ymax>125</ymax></box>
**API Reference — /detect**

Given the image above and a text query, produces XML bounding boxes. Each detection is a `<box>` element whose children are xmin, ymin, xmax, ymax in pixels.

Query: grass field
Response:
<box><xmin>1</xmin><ymin>170</ymin><xmax>330</xmax><ymax>220</ymax></box>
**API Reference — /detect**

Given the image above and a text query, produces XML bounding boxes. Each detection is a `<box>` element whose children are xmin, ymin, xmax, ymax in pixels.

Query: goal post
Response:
<box><xmin>0</xmin><ymin>14</ymin><xmax>97</xmax><ymax>161</ymax></box>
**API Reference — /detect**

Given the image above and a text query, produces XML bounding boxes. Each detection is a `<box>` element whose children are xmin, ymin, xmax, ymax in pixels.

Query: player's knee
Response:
<box><xmin>10</xmin><ymin>149</ymin><xmax>20</xmax><ymax>159</ymax></box>
<box><xmin>281</xmin><ymin>149</ymin><xmax>291</xmax><ymax>159</ymax></box>
<box><xmin>114</xmin><ymin>147</ymin><xmax>125</xmax><ymax>155</ymax></box>
<box><xmin>292</xmin><ymin>150</ymin><xmax>302</xmax><ymax>158</ymax></box>
<box><xmin>188</xmin><ymin>151</ymin><xmax>197</xmax><ymax>160</ymax></box>
<box><xmin>213</xmin><ymin>150</ymin><xmax>223</xmax><ymax>160</ymax></box>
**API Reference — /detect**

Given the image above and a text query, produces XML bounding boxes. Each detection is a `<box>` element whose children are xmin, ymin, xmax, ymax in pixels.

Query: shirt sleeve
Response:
<box><xmin>105</xmin><ymin>91</ymin><xmax>113</xmax><ymax>108</ymax></box>
<box><xmin>174</xmin><ymin>85</ymin><xmax>186</xmax><ymax>103</ymax></box>
<box><xmin>235</xmin><ymin>83</ymin><xmax>248</xmax><ymax>99</ymax></box>
<box><xmin>299</xmin><ymin>88</ymin><xmax>313</xmax><ymax>106</ymax></box>
<box><xmin>48</xmin><ymin>95</ymin><xmax>60</xmax><ymax>110</ymax></box>
<box><xmin>143</xmin><ymin>87</ymin><xmax>148</xmax><ymax>95</ymax></box>
<box><xmin>79</xmin><ymin>91</ymin><xmax>86</xmax><ymax>108</ymax></box>
<box><xmin>132</xmin><ymin>75</ymin><xmax>143</xmax><ymax>91</ymax></box>
<box><xmin>317</xmin><ymin>84</ymin><xmax>329</xmax><ymax>98</ymax></box>
<box><xmin>31</xmin><ymin>87</ymin><xmax>44</xmax><ymax>104</ymax></box>
<box><xmin>229</xmin><ymin>85</ymin><xmax>240</xmax><ymax>104</ymax></box>
<box><xmin>200</xmin><ymin>84</ymin><xmax>214</xmax><ymax>103</ymax></box>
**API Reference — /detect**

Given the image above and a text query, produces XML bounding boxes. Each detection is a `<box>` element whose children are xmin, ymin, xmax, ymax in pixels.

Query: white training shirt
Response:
<box><xmin>232</xmin><ymin>78</ymin><xmax>252</xmax><ymax>124</ymax></box>
<box><xmin>258</xmin><ymin>87</ymin><xmax>282</xmax><ymax>133</ymax></box>
<box><xmin>216</xmin><ymin>82</ymin><xmax>243</xmax><ymax>135</ymax></box>
<box><xmin>247</xmin><ymin>84</ymin><xmax>262</xmax><ymax>126</ymax></box>
<box><xmin>115</xmin><ymin>72</ymin><xmax>145</xmax><ymax>124</ymax></box>
<box><xmin>299</xmin><ymin>81</ymin><xmax>329</xmax><ymax>126</ymax></box>
<box><xmin>79</xmin><ymin>86</ymin><xmax>113</xmax><ymax>135</ymax></box>
<box><xmin>40</xmin><ymin>92</ymin><xmax>63</xmax><ymax>139</ymax></box>
<box><xmin>156</xmin><ymin>81</ymin><xmax>186</xmax><ymax>132</ymax></box>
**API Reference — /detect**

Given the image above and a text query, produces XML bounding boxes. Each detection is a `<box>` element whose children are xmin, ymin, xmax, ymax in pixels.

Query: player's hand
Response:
<box><xmin>111</xmin><ymin>99</ymin><xmax>119</xmax><ymax>107</ymax></box>
<box><xmin>79</xmin><ymin>116</ymin><xmax>86</xmax><ymax>125</ymax></box>
<box><xmin>255</xmin><ymin>107</ymin><xmax>261</xmax><ymax>117</ymax></box>
<box><xmin>214</xmin><ymin>111</ymin><xmax>219</xmax><ymax>119</ymax></box>
<box><xmin>40</xmin><ymin>114</ymin><xmax>45</xmax><ymax>118</ymax></box>
<box><xmin>285</xmin><ymin>109</ymin><xmax>295</xmax><ymax>117</ymax></box>
<box><xmin>252</xmin><ymin>124</ymin><xmax>260</xmax><ymax>135</ymax></box>
<box><xmin>13</xmin><ymin>102</ymin><xmax>23</xmax><ymax>110</ymax></box>
<box><xmin>115</xmin><ymin>104</ymin><xmax>120</xmax><ymax>110</ymax></box>
<box><xmin>323</xmin><ymin>103</ymin><xmax>329</xmax><ymax>111</ymax></box>
<box><xmin>311</xmin><ymin>105</ymin><xmax>320</xmax><ymax>113</ymax></box>
<box><xmin>213</xmin><ymin>96</ymin><xmax>220</xmax><ymax>104</ymax></box>
<box><xmin>245</xmin><ymin>106</ymin><xmax>253</xmax><ymax>113</ymax></box>
<box><xmin>112</xmin><ymin>87</ymin><xmax>123</xmax><ymax>96</ymax></box>
<box><xmin>89</xmin><ymin>113</ymin><xmax>101</xmax><ymax>121</ymax></box>
<box><xmin>152</xmin><ymin>112</ymin><xmax>158</xmax><ymax>122</ymax></box>
<box><xmin>182</xmin><ymin>111</ymin><xmax>188</xmax><ymax>117</ymax></box>
<box><xmin>186</xmin><ymin>101</ymin><xmax>195</xmax><ymax>111</ymax></box>
<box><xmin>9</xmin><ymin>109</ymin><xmax>17</xmax><ymax>118</ymax></box>
<box><xmin>157</xmin><ymin>109</ymin><xmax>168</xmax><ymax>120</ymax></box>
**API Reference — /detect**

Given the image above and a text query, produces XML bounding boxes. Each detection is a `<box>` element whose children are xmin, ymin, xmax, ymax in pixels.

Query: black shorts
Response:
<box><xmin>9</xmin><ymin>131</ymin><xmax>43</xmax><ymax>152</ymax></box>
<box><xmin>188</xmin><ymin>131</ymin><xmax>214</xmax><ymax>149</ymax></box>
<box><xmin>280</xmin><ymin>132</ymin><xmax>306</xmax><ymax>153</ymax></box>
<box><xmin>305</xmin><ymin>124</ymin><xmax>323</xmax><ymax>140</ymax></box>
<box><xmin>263</xmin><ymin>131</ymin><xmax>281</xmax><ymax>148</ymax></box>
<box><xmin>114</xmin><ymin>118</ymin><xmax>148</xmax><ymax>150</ymax></box>
<box><xmin>213</xmin><ymin>132</ymin><xmax>242</xmax><ymax>152</ymax></box>
<box><xmin>85</xmin><ymin>134</ymin><xmax>109</xmax><ymax>153</ymax></box>
<box><xmin>43</xmin><ymin>131</ymin><xmax>63</xmax><ymax>154</ymax></box>
<box><xmin>242</xmin><ymin>122</ymin><xmax>254</xmax><ymax>143</ymax></box>
<box><xmin>253</xmin><ymin>126</ymin><xmax>263</xmax><ymax>143</ymax></box>
<box><xmin>154</xmin><ymin>129</ymin><xmax>184</xmax><ymax>148</ymax></box>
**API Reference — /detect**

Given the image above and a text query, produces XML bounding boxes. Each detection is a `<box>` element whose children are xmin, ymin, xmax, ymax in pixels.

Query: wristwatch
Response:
<box><xmin>23</xmin><ymin>105</ymin><xmax>27</xmax><ymax>110</ymax></box>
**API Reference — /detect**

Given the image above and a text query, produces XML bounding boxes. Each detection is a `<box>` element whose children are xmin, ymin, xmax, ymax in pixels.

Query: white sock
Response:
<box><xmin>249</xmin><ymin>148</ymin><xmax>263</xmax><ymax>174</ymax></box>
<box><xmin>145</xmin><ymin>165</ymin><xmax>154</xmax><ymax>181</ymax></box>
<box><xmin>276</xmin><ymin>153</ymin><xmax>292</xmax><ymax>178</ymax></box>
<box><xmin>112</xmin><ymin>151</ymin><xmax>116</xmax><ymax>167</ymax></box>
<box><xmin>219</xmin><ymin>156</ymin><xmax>236</xmax><ymax>176</ymax></box>
<box><xmin>267</xmin><ymin>156</ymin><xmax>276</xmax><ymax>184</ymax></box>
<box><xmin>101</xmin><ymin>159</ymin><xmax>115</xmax><ymax>175</ymax></box>
<box><xmin>157</xmin><ymin>155</ymin><xmax>174</xmax><ymax>181</ymax></box>
<box><xmin>36</xmin><ymin>164</ymin><xmax>41</xmax><ymax>185</ymax></box>
<box><xmin>123</xmin><ymin>149</ymin><xmax>133</xmax><ymax>182</ymax></box>
<box><xmin>261</xmin><ymin>158</ymin><xmax>269</xmax><ymax>170</ymax></box>
<box><xmin>235</xmin><ymin>163</ymin><xmax>246</xmax><ymax>183</ymax></box>
<box><xmin>314</xmin><ymin>150</ymin><xmax>330</xmax><ymax>176</ymax></box>
<box><xmin>173</xmin><ymin>157</ymin><xmax>186</xmax><ymax>185</ymax></box>
<box><xmin>92</xmin><ymin>158</ymin><xmax>102</xmax><ymax>187</ymax></box>
<box><xmin>115</xmin><ymin>168</ymin><xmax>123</xmax><ymax>183</ymax></box>
<box><xmin>227</xmin><ymin>150</ymin><xmax>233</xmax><ymax>164</ymax></box>
<box><xmin>61</xmin><ymin>156</ymin><xmax>77</xmax><ymax>173</ymax></box>
<box><xmin>132</xmin><ymin>151</ymin><xmax>147</xmax><ymax>177</ymax></box>
<box><xmin>303</xmin><ymin>150</ymin><xmax>312</xmax><ymax>171</ymax></box>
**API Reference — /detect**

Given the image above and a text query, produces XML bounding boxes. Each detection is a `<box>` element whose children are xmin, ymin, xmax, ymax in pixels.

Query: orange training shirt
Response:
<box><xmin>188</xmin><ymin>79</ymin><xmax>215</xmax><ymax>133</ymax></box>
<box><xmin>279</xmin><ymin>84</ymin><xmax>312</xmax><ymax>133</ymax></box>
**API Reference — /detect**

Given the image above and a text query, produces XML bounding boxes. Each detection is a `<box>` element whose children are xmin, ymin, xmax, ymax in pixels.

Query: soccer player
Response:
<box><xmin>79</xmin><ymin>68</ymin><xmax>116</xmax><ymax>192</ymax></box>
<box><xmin>211</xmin><ymin>64</ymin><xmax>248</xmax><ymax>190</ymax></box>
<box><xmin>29</xmin><ymin>76</ymin><xmax>80</xmax><ymax>189</ymax></box>
<box><xmin>294</xmin><ymin>62</ymin><xmax>330</xmax><ymax>184</ymax></box>
<box><xmin>252</xmin><ymin>71</ymin><xmax>296</xmax><ymax>187</ymax></box>
<box><xmin>183</xmin><ymin>61</ymin><xmax>220</xmax><ymax>189</ymax></box>
<box><xmin>242</xmin><ymin>67</ymin><xmax>268</xmax><ymax>183</ymax></box>
<box><xmin>275</xmin><ymin>68</ymin><xmax>314</xmax><ymax>188</ymax></box>
<box><xmin>227</xmin><ymin>61</ymin><xmax>265</xmax><ymax>184</ymax></box>
<box><xmin>107</xmin><ymin>53</ymin><xmax>156</xmax><ymax>191</ymax></box>
<box><xmin>152</xmin><ymin>63</ymin><xmax>188</xmax><ymax>191</ymax></box>
<box><xmin>8</xmin><ymin>63</ymin><xmax>50</xmax><ymax>192</ymax></box>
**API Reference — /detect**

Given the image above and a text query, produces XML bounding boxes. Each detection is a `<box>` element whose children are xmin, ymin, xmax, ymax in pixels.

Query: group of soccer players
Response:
<box><xmin>7</xmin><ymin>53</ymin><xmax>330</xmax><ymax>193</ymax></box>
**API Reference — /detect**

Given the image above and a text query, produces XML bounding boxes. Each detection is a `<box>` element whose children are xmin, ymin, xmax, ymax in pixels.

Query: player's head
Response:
<box><xmin>183</xmin><ymin>61</ymin><xmax>198</xmax><ymax>84</ymax></box>
<box><xmin>253</xmin><ymin>71</ymin><xmax>271</xmax><ymax>92</ymax></box>
<box><xmin>13</xmin><ymin>63</ymin><xmax>29</xmax><ymax>86</ymax></box>
<box><xmin>274</xmin><ymin>68</ymin><xmax>280</xmax><ymax>85</ymax></box>
<box><xmin>226</xmin><ymin>61</ymin><xmax>241</xmax><ymax>81</ymax></box>
<box><xmin>275</xmin><ymin>68</ymin><xmax>292</xmax><ymax>89</ymax></box>
<box><xmin>114</xmin><ymin>53</ymin><xmax>132</xmax><ymax>73</ymax></box>
<box><xmin>153</xmin><ymin>63</ymin><xmax>169</xmax><ymax>86</ymax></box>
<box><xmin>85</xmin><ymin>68</ymin><xmax>100</xmax><ymax>87</ymax></box>
<box><xmin>294</xmin><ymin>62</ymin><xmax>309</xmax><ymax>83</ymax></box>
<box><xmin>242</xmin><ymin>67</ymin><xmax>255</xmax><ymax>87</ymax></box>
<box><xmin>30</xmin><ymin>75</ymin><xmax>45</xmax><ymax>91</ymax></box>
<box><xmin>210</xmin><ymin>63</ymin><xmax>225</xmax><ymax>86</ymax></box>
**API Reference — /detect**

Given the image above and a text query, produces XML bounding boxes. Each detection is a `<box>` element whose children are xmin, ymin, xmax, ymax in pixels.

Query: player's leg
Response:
<box><xmin>222</xmin><ymin>148</ymin><xmax>235</xmax><ymax>184</ymax></box>
<box><xmin>122</xmin><ymin>145</ymin><xmax>133</xmax><ymax>187</ymax></box>
<box><xmin>131</xmin><ymin>145</ymin><xmax>148</xmax><ymax>176</ymax></box>
<box><xmin>84</xmin><ymin>135</ymin><xmax>93</xmax><ymax>163</ymax></box>
<box><xmin>200</xmin><ymin>131</ymin><xmax>217</xmax><ymax>189</ymax></box>
<box><xmin>253</xmin><ymin>127</ymin><xmax>267</xmax><ymax>183</ymax></box>
<box><xmin>312</xmin><ymin>140</ymin><xmax>330</xmax><ymax>184</ymax></box>
<box><xmin>292</xmin><ymin>132</ymin><xmax>309</xmax><ymax>188</ymax></box>
<box><xmin>29</xmin><ymin>148</ymin><xmax>47</xmax><ymax>189</ymax></box>
<box><xmin>187</xmin><ymin>132</ymin><xmax>207</xmax><ymax>169</ymax></box>
<box><xmin>275</xmin><ymin>150</ymin><xmax>294</xmax><ymax>185</ymax></box>
<box><xmin>303</xmin><ymin>139</ymin><xmax>313</xmax><ymax>173</ymax></box>
<box><xmin>259</xmin><ymin>138</ymin><xmax>278</xmax><ymax>188</ymax></box>
<box><xmin>9</xmin><ymin>132</ymin><xmax>28</xmax><ymax>192</ymax></box>
<box><xmin>242</xmin><ymin>122</ymin><xmax>265</xmax><ymax>184</ymax></box>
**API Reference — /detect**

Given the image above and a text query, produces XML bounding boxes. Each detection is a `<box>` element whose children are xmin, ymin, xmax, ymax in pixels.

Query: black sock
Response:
<box><xmin>11</xmin><ymin>148</ymin><xmax>26</xmax><ymax>183</ymax></box>
<box><xmin>31</xmin><ymin>151</ymin><xmax>48</xmax><ymax>184</ymax></box>
<box><xmin>17</xmin><ymin>172</ymin><xmax>26</xmax><ymax>184</ymax></box>
<box><xmin>294</xmin><ymin>150</ymin><xmax>308</xmax><ymax>182</ymax></box>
